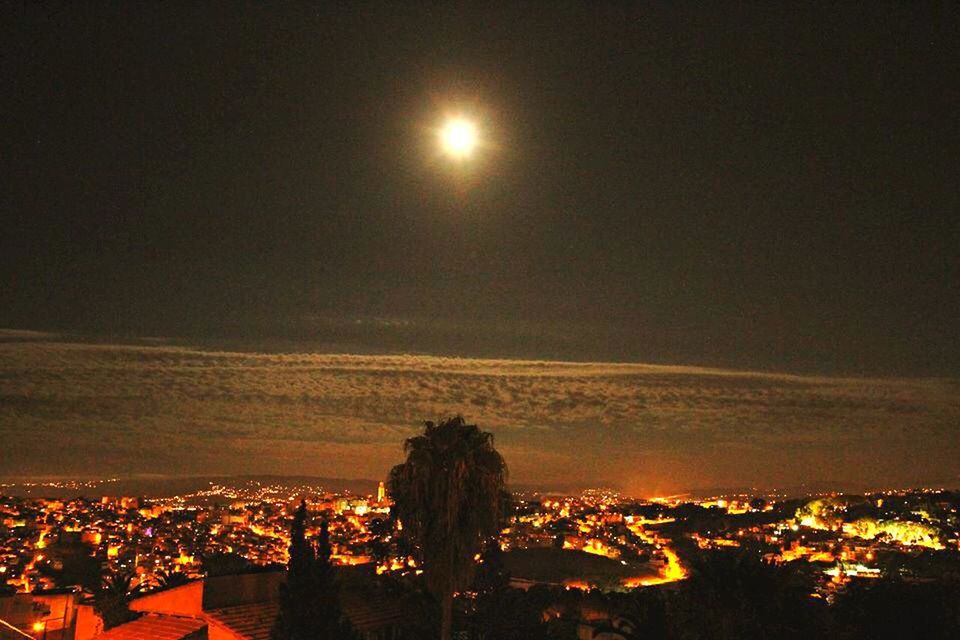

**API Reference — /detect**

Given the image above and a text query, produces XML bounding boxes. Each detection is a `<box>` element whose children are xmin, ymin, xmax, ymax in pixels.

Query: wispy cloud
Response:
<box><xmin>1</xmin><ymin>338</ymin><xmax>957</xmax><ymax>493</ymax></box>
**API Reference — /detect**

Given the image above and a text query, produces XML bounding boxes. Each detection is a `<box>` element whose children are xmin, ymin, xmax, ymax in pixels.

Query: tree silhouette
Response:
<box><xmin>667</xmin><ymin>549</ymin><xmax>828</xmax><ymax>640</ymax></box>
<box><xmin>39</xmin><ymin>538</ymin><xmax>100</xmax><ymax>592</ymax></box>
<box><xmin>388</xmin><ymin>416</ymin><xmax>508</xmax><ymax>640</ymax></box>
<box><xmin>96</xmin><ymin>570</ymin><xmax>140</xmax><ymax>630</ymax></box>
<box><xmin>471</xmin><ymin>540</ymin><xmax>550</xmax><ymax>639</ymax></box>
<box><xmin>272</xmin><ymin>500</ymin><xmax>355</xmax><ymax>640</ymax></box>
<box><xmin>366</xmin><ymin>517</ymin><xmax>392</xmax><ymax>565</ymax></box>
<box><xmin>202</xmin><ymin>551</ymin><xmax>257</xmax><ymax>577</ymax></box>
<box><xmin>832</xmin><ymin>578</ymin><xmax>960</xmax><ymax>640</ymax></box>
<box><xmin>154</xmin><ymin>570</ymin><xmax>190</xmax><ymax>590</ymax></box>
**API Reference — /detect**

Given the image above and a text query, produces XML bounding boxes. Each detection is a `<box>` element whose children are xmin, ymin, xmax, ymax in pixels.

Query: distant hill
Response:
<box><xmin>0</xmin><ymin>475</ymin><xmax>382</xmax><ymax>499</ymax></box>
<box><xmin>1</xmin><ymin>475</ymin><xmax>593</xmax><ymax>500</ymax></box>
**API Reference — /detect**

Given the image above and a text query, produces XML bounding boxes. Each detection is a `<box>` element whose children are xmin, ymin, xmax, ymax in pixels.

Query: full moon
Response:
<box><xmin>439</xmin><ymin>118</ymin><xmax>478</xmax><ymax>158</ymax></box>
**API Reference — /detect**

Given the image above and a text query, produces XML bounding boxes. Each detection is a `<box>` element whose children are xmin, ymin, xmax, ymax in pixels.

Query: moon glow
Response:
<box><xmin>439</xmin><ymin>118</ymin><xmax>479</xmax><ymax>158</ymax></box>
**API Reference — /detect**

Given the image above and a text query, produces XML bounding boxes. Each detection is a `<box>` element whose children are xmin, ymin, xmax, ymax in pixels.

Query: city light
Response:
<box><xmin>2</xmin><ymin>479</ymin><xmax>958</xmax><ymax>629</ymax></box>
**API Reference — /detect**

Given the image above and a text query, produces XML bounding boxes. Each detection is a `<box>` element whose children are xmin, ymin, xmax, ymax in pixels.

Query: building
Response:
<box><xmin>0</xmin><ymin>589</ymin><xmax>80</xmax><ymax>639</ymax></box>
<box><xmin>82</xmin><ymin>569</ymin><xmax>414</xmax><ymax>640</ymax></box>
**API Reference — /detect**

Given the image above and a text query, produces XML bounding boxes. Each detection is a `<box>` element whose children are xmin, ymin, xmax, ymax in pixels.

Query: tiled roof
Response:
<box><xmin>96</xmin><ymin>613</ymin><xmax>206</xmax><ymax>640</ymax></box>
<box><xmin>206</xmin><ymin>601</ymin><xmax>279</xmax><ymax>640</ymax></box>
<box><xmin>205</xmin><ymin>589</ymin><xmax>412</xmax><ymax>638</ymax></box>
<box><xmin>339</xmin><ymin>589</ymin><xmax>412</xmax><ymax>632</ymax></box>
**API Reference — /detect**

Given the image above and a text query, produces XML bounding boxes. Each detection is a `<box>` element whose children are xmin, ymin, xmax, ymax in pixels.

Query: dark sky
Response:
<box><xmin>3</xmin><ymin>2</ymin><xmax>959</xmax><ymax>375</ymax></box>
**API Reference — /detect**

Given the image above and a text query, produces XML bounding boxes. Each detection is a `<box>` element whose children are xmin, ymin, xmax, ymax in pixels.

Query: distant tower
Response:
<box><xmin>377</xmin><ymin>481</ymin><xmax>386</xmax><ymax>503</ymax></box>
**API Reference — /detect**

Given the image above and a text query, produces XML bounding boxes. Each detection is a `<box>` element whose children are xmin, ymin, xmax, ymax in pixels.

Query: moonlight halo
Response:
<box><xmin>439</xmin><ymin>117</ymin><xmax>479</xmax><ymax>159</ymax></box>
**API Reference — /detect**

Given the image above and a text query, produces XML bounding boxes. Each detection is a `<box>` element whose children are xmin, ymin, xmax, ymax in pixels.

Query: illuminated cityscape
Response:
<box><xmin>2</xmin><ymin>478</ymin><xmax>958</xmax><ymax>638</ymax></box>
<box><xmin>4</xmin><ymin>2</ymin><xmax>959</xmax><ymax>638</ymax></box>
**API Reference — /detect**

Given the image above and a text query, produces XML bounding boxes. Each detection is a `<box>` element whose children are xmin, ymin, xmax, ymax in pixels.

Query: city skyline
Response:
<box><xmin>4</xmin><ymin>4</ymin><xmax>960</xmax><ymax>639</ymax></box>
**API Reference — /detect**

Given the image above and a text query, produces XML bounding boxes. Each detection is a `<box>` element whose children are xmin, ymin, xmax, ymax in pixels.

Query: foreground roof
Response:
<box><xmin>97</xmin><ymin>613</ymin><xmax>206</xmax><ymax>640</ymax></box>
<box><xmin>206</xmin><ymin>601</ymin><xmax>279</xmax><ymax>640</ymax></box>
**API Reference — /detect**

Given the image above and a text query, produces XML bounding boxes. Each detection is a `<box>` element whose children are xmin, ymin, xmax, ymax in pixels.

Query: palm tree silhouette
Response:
<box><xmin>96</xmin><ymin>570</ymin><xmax>140</xmax><ymax>630</ymax></box>
<box><xmin>388</xmin><ymin>416</ymin><xmax>507</xmax><ymax>640</ymax></box>
<box><xmin>154</xmin><ymin>570</ymin><xmax>190</xmax><ymax>590</ymax></box>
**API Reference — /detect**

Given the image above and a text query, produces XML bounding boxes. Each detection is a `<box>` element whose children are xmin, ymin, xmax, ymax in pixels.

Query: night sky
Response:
<box><xmin>2</xmin><ymin>4</ymin><xmax>958</xmax><ymax>489</ymax></box>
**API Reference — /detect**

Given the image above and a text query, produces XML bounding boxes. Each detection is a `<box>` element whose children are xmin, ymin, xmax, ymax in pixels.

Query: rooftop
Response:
<box><xmin>97</xmin><ymin>614</ymin><xmax>206</xmax><ymax>640</ymax></box>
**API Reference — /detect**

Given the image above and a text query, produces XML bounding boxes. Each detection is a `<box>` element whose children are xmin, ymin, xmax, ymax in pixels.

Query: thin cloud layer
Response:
<box><xmin>1</xmin><ymin>339</ymin><xmax>957</xmax><ymax>494</ymax></box>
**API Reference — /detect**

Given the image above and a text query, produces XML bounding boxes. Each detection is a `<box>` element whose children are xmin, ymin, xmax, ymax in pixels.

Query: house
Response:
<box><xmin>87</xmin><ymin>569</ymin><xmax>415</xmax><ymax>640</ymax></box>
<box><xmin>0</xmin><ymin>588</ymin><xmax>81</xmax><ymax>639</ymax></box>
